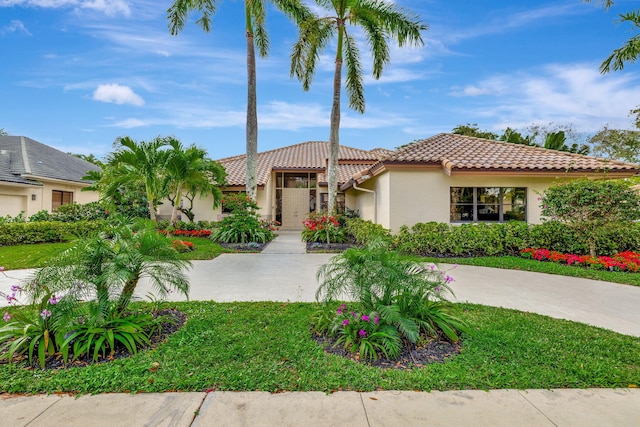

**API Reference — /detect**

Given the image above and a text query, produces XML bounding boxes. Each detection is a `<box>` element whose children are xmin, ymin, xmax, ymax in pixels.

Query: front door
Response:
<box><xmin>281</xmin><ymin>188</ymin><xmax>310</xmax><ymax>229</ymax></box>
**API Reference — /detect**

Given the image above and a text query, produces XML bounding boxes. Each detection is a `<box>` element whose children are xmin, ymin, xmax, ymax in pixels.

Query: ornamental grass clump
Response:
<box><xmin>315</xmin><ymin>239</ymin><xmax>468</xmax><ymax>362</ymax></box>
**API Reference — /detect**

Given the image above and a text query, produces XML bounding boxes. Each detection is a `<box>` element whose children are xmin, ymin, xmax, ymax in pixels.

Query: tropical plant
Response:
<box><xmin>61</xmin><ymin>304</ymin><xmax>160</xmax><ymax>363</ymax></box>
<box><xmin>290</xmin><ymin>0</ymin><xmax>426</xmax><ymax>213</ymax></box>
<box><xmin>167</xmin><ymin>0</ymin><xmax>311</xmax><ymax>201</ymax></box>
<box><xmin>163</xmin><ymin>137</ymin><xmax>227</xmax><ymax>227</ymax></box>
<box><xmin>210</xmin><ymin>193</ymin><xmax>274</xmax><ymax>243</ymax></box>
<box><xmin>540</xmin><ymin>178</ymin><xmax>640</xmax><ymax>257</ymax></box>
<box><xmin>89</xmin><ymin>137</ymin><xmax>170</xmax><ymax>221</ymax></box>
<box><xmin>0</xmin><ymin>286</ymin><xmax>66</xmax><ymax>368</ymax></box>
<box><xmin>316</xmin><ymin>239</ymin><xmax>467</xmax><ymax>361</ymax></box>
<box><xmin>585</xmin><ymin>1</ymin><xmax>640</xmax><ymax>72</ymax></box>
<box><xmin>330</xmin><ymin>304</ymin><xmax>401</xmax><ymax>360</ymax></box>
<box><xmin>29</xmin><ymin>217</ymin><xmax>191</xmax><ymax>316</ymax></box>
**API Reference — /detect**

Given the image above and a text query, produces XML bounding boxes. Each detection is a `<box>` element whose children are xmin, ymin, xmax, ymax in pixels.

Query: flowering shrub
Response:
<box><xmin>520</xmin><ymin>248</ymin><xmax>640</xmax><ymax>272</ymax></box>
<box><xmin>302</xmin><ymin>211</ymin><xmax>348</xmax><ymax>244</ymax></box>
<box><xmin>330</xmin><ymin>304</ymin><xmax>401</xmax><ymax>361</ymax></box>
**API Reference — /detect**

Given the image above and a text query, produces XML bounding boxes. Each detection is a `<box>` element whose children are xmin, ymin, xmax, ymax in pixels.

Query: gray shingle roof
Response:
<box><xmin>0</xmin><ymin>136</ymin><xmax>101</xmax><ymax>185</ymax></box>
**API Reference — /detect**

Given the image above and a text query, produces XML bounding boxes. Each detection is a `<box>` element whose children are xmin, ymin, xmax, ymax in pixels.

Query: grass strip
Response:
<box><xmin>1</xmin><ymin>301</ymin><xmax>638</xmax><ymax>394</ymax></box>
<box><xmin>423</xmin><ymin>255</ymin><xmax>640</xmax><ymax>287</ymax></box>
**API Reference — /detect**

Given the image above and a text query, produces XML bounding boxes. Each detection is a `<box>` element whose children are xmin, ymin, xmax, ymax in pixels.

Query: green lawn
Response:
<box><xmin>1</xmin><ymin>301</ymin><xmax>638</xmax><ymax>394</ymax></box>
<box><xmin>0</xmin><ymin>238</ymin><xmax>226</xmax><ymax>270</ymax></box>
<box><xmin>422</xmin><ymin>255</ymin><xmax>640</xmax><ymax>287</ymax></box>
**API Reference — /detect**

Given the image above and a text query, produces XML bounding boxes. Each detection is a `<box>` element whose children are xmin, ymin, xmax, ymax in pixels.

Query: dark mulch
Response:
<box><xmin>1</xmin><ymin>309</ymin><xmax>187</xmax><ymax>370</ymax></box>
<box><xmin>219</xmin><ymin>242</ymin><xmax>268</xmax><ymax>252</ymax></box>
<box><xmin>313</xmin><ymin>332</ymin><xmax>461</xmax><ymax>369</ymax></box>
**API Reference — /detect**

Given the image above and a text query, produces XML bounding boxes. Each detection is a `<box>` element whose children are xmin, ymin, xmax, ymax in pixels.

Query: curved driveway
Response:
<box><xmin>3</xmin><ymin>231</ymin><xmax>640</xmax><ymax>337</ymax></box>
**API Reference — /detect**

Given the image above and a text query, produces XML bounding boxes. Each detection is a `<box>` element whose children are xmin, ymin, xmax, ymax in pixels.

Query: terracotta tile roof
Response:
<box><xmin>218</xmin><ymin>141</ymin><xmax>380</xmax><ymax>186</ymax></box>
<box><xmin>381</xmin><ymin>133</ymin><xmax>639</xmax><ymax>173</ymax></box>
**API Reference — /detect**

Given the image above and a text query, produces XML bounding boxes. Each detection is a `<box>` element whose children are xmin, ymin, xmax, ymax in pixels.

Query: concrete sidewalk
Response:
<box><xmin>2</xmin><ymin>388</ymin><xmax>640</xmax><ymax>427</ymax></box>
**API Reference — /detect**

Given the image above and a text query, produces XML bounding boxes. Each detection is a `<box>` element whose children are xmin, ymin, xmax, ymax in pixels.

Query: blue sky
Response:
<box><xmin>1</xmin><ymin>0</ymin><xmax>640</xmax><ymax>160</ymax></box>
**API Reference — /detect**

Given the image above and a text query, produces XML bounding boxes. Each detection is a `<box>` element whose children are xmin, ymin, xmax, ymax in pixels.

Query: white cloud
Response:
<box><xmin>93</xmin><ymin>83</ymin><xmax>144</xmax><ymax>106</ymax></box>
<box><xmin>448</xmin><ymin>63</ymin><xmax>640</xmax><ymax>133</ymax></box>
<box><xmin>1</xmin><ymin>19</ymin><xmax>31</xmax><ymax>35</ymax></box>
<box><xmin>0</xmin><ymin>0</ymin><xmax>131</xmax><ymax>17</ymax></box>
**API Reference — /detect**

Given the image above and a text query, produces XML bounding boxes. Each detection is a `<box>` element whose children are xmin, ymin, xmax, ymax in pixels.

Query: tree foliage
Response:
<box><xmin>167</xmin><ymin>0</ymin><xmax>311</xmax><ymax>201</ymax></box>
<box><xmin>584</xmin><ymin>1</ymin><xmax>640</xmax><ymax>73</ymax></box>
<box><xmin>290</xmin><ymin>0</ymin><xmax>426</xmax><ymax>213</ymax></box>
<box><xmin>540</xmin><ymin>178</ymin><xmax>640</xmax><ymax>256</ymax></box>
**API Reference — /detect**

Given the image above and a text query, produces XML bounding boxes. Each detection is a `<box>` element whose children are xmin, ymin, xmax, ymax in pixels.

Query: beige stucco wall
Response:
<box><xmin>348</xmin><ymin>168</ymin><xmax>577</xmax><ymax>233</ymax></box>
<box><xmin>0</xmin><ymin>180</ymin><xmax>99</xmax><ymax>218</ymax></box>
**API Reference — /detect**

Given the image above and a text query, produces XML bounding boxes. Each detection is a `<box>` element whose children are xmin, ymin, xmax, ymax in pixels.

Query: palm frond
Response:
<box><xmin>343</xmin><ymin>31</ymin><xmax>365</xmax><ymax>113</ymax></box>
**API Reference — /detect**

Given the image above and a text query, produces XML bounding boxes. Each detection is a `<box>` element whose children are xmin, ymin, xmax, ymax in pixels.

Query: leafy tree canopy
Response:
<box><xmin>540</xmin><ymin>178</ymin><xmax>640</xmax><ymax>256</ymax></box>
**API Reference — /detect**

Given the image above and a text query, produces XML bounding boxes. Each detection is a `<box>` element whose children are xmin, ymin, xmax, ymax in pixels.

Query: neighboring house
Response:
<box><xmin>341</xmin><ymin>133</ymin><xmax>640</xmax><ymax>232</ymax></box>
<box><xmin>157</xmin><ymin>141</ymin><xmax>389</xmax><ymax>228</ymax></box>
<box><xmin>0</xmin><ymin>136</ymin><xmax>100</xmax><ymax>217</ymax></box>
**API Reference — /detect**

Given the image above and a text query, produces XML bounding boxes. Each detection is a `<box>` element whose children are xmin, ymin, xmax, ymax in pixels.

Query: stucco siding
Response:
<box><xmin>349</xmin><ymin>169</ymin><xmax>572</xmax><ymax>232</ymax></box>
<box><xmin>0</xmin><ymin>182</ymin><xmax>98</xmax><ymax>218</ymax></box>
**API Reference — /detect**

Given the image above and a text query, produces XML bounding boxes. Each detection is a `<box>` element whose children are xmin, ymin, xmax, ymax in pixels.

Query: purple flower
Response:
<box><xmin>0</xmin><ymin>266</ymin><xmax>4</xmax><ymax>272</ymax></box>
<box><xmin>40</xmin><ymin>309</ymin><xmax>51</xmax><ymax>319</ymax></box>
<box><xmin>361</xmin><ymin>315</ymin><xmax>370</xmax><ymax>322</ymax></box>
<box><xmin>444</xmin><ymin>275</ymin><xmax>454</xmax><ymax>284</ymax></box>
<box><xmin>342</xmin><ymin>318</ymin><xmax>350</xmax><ymax>326</ymax></box>
<box><xmin>374</xmin><ymin>316</ymin><xmax>380</xmax><ymax>325</ymax></box>
<box><xmin>10</xmin><ymin>285</ymin><xmax>21</xmax><ymax>293</ymax></box>
<box><xmin>435</xmin><ymin>286</ymin><xmax>442</xmax><ymax>293</ymax></box>
<box><xmin>3</xmin><ymin>312</ymin><xmax>10</xmax><ymax>322</ymax></box>
<box><xmin>358</xmin><ymin>329</ymin><xmax>367</xmax><ymax>337</ymax></box>
<box><xmin>48</xmin><ymin>295</ymin><xmax>61</xmax><ymax>305</ymax></box>
<box><xmin>5</xmin><ymin>294</ymin><xmax>16</xmax><ymax>304</ymax></box>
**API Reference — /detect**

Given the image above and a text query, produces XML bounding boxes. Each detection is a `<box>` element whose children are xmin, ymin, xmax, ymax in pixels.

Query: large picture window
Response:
<box><xmin>450</xmin><ymin>187</ymin><xmax>526</xmax><ymax>222</ymax></box>
<box><xmin>52</xmin><ymin>190</ymin><xmax>73</xmax><ymax>211</ymax></box>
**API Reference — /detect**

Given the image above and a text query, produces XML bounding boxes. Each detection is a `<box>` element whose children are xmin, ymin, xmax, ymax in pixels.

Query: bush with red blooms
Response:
<box><xmin>302</xmin><ymin>211</ymin><xmax>347</xmax><ymax>244</ymax></box>
<box><xmin>520</xmin><ymin>248</ymin><xmax>640</xmax><ymax>272</ymax></box>
<box><xmin>172</xmin><ymin>240</ymin><xmax>195</xmax><ymax>252</ymax></box>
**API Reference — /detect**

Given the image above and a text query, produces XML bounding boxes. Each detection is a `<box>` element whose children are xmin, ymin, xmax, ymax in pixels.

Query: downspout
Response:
<box><xmin>352</xmin><ymin>181</ymin><xmax>376</xmax><ymax>224</ymax></box>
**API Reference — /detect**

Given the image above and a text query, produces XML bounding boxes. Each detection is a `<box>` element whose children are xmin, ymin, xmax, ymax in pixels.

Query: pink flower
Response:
<box><xmin>3</xmin><ymin>312</ymin><xmax>10</xmax><ymax>322</ymax></box>
<box><xmin>342</xmin><ymin>319</ymin><xmax>350</xmax><ymax>326</ymax></box>
<box><xmin>40</xmin><ymin>309</ymin><xmax>52</xmax><ymax>319</ymax></box>
<box><xmin>358</xmin><ymin>329</ymin><xmax>367</xmax><ymax>337</ymax></box>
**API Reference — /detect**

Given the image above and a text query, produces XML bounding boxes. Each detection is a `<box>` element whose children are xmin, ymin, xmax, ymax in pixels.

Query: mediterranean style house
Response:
<box><xmin>0</xmin><ymin>136</ymin><xmax>100</xmax><ymax>217</ymax></box>
<box><xmin>157</xmin><ymin>141</ymin><xmax>391</xmax><ymax>228</ymax></box>
<box><xmin>174</xmin><ymin>134</ymin><xmax>639</xmax><ymax>230</ymax></box>
<box><xmin>342</xmin><ymin>133</ymin><xmax>639</xmax><ymax>231</ymax></box>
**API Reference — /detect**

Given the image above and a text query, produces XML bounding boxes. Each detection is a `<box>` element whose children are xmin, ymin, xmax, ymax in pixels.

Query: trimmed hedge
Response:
<box><xmin>393</xmin><ymin>220</ymin><xmax>640</xmax><ymax>257</ymax></box>
<box><xmin>0</xmin><ymin>220</ymin><xmax>105</xmax><ymax>246</ymax></box>
<box><xmin>344</xmin><ymin>217</ymin><xmax>393</xmax><ymax>246</ymax></box>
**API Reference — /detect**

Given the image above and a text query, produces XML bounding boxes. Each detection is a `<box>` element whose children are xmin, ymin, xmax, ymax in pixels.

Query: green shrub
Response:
<box><xmin>315</xmin><ymin>240</ymin><xmax>467</xmax><ymax>361</ymax></box>
<box><xmin>344</xmin><ymin>217</ymin><xmax>392</xmax><ymax>246</ymax></box>
<box><xmin>210</xmin><ymin>193</ymin><xmax>274</xmax><ymax>243</ymax></box>
<box><xmin>0</xmin><ymin>220</ymin><xmax>105</xmax><ymax>246</ymax></box>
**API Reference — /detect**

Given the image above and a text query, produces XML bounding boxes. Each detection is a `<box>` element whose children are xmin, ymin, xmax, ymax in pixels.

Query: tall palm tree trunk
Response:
<box><xmin>328</xmin><ymin>24</ymin><xmax>345</xmax><ymax>215</ymax></box>
<box><xmin>246</xmin><ymin>25</ymin><xmax>258</xmax><ymax>202</ymax></box>
<box><xmin>147</xmin><ymin>196</ymin><xmax>156</xmax><ymax>222</ymax></box>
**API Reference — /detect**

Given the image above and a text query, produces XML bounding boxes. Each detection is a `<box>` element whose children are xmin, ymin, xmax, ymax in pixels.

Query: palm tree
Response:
<box><xmin>164</xmin><ymin>137</ymin><xmax>227</xmax><ymax>227</ymax></box>
<box><xmin>291</xmin><ymin>0</ymin><xmax>426</xmax><ymax>213</ymax></box>
<box><xmin>30</xmin><ymin>218</ymin><xmax>191</xmax><ymax>317</ymax></box>
<box><xmin>585</xmin><ymin>1</ymin><xmax>640</xmax><ymax>72</ymax></box>
<box><xmin>167</xmin><ymin>0</ymin><xmax>311</xmax><ymax>201</ymax></box>
<box><xmin>99</xmin><ymin>137</ymin><xmax>170</xmax><ymax>221</ymax></box>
